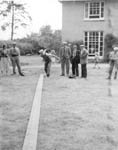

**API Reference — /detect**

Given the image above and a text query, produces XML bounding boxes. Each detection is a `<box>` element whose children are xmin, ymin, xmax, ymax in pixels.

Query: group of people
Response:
<box><xmin>59</xmin><ymin>42</ymin><xmax>88</xmax><ymax>78</ymax></box>
<box><xmin>39</xmin><ymin>41</ymin><xmax>88</xmax><ymax>78</ymax></box>
<box><xmin>0</xmin><ymin>42</ymin><xmax>24</xmax><ymax>77</ymax></box>
<box><xmin>1</xmin><ymin>41</ymin><xmax>117</xmax><ymax>80</ymax></box>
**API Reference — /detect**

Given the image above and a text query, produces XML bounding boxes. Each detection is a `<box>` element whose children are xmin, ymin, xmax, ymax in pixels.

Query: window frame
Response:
<box><xmin>84</xmin><ymin>1</ymin><xmax>105</xmax><ymax>20</ymax></box>
<box><xmin>84</xmin><ymin>31</ymin><xmax>104</xmax><ymax>57</ymax></box>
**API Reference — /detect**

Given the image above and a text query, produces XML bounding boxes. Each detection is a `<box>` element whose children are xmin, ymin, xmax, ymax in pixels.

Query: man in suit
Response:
<box><xmin>59</xmin><ymin>42</ymin><xmax>71</xmax><ymax>76</ymax></box>
<box><xmin>80</xmin><ymin>44</ymin><xmax>88</xmax><ymax>78</ymax></box>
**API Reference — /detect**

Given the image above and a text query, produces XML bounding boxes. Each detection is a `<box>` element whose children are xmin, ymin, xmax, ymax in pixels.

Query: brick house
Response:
<box><xmin>59</xmin><ymin>0</ymin><xmax>118</xmax><ymax>58</ymax></box>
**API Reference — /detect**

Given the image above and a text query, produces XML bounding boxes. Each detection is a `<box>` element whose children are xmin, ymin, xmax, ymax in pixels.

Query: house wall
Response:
<box><xmin>62</xmin><ymin>0</ymin><xmax>118</xmax><ymax>42</ymax></box>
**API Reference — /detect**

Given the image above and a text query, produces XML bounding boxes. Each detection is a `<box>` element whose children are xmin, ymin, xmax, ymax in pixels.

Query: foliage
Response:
<box><xmin>0</xmin><ymin>25</ymin><xmax>62</xmax><ymax>55</ymax></box>
<box><xmin>38</xmin><ymin>25</ymin><xmax>62</xmax><ymax>55</ymax></box>
<box><xmin>70</xmin><ymin>40</ymin><xmax>84</xmax><ymax>50</ymax></box>
<box><xmin>104</xmin><ymin>33</ymin><xmax>117</xmax><ymax>62</ymax></box>
<box><xmin>0</xmin><ymin>0</ymin><xmax>32</xmax><ymax>39</ymax></box>
<box><xmin>17</xmin><ymin>34</ymin><xmax>44</xmax><ymax>54</ymax></box>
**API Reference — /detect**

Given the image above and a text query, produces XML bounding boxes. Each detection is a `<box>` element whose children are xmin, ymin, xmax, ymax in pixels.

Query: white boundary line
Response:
<box><xmin>22</xmin><ymin>74</ymin><xmax>44</xmax><ymax>150</ymax></box>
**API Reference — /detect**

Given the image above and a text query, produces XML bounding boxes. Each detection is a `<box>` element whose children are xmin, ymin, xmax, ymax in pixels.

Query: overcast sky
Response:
<box><xmin>0</xmin><ymin>0</ymin><xmax>62</xmax><ymax>40</ymax></box>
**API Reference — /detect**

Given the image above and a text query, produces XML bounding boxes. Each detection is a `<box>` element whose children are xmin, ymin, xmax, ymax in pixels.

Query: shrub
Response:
<box><xmin>17</xmin><ymin>42</ymin><xmax>33</xmax><ymax>55</ymax></box>
<box><xmin>104</xmin><ymin>34</ymin><xmax>117</xmax><ymax>62</ymax></box>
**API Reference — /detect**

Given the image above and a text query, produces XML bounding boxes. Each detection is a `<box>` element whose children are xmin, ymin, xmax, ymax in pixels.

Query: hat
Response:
<box><xmin>113</xmin><ymin>47</ymin><xmax>118</xmax><ymax>51</ymax></box>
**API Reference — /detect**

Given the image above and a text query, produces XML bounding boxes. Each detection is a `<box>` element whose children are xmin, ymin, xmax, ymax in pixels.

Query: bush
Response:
<box><xmin>17</xmin><ymin>42</ymin><xmax>33</xmax><ymax>55</ymax></box>
<box><xmin>104</xmin><ymin>34</ymin><xmax>117</xmax><ymax>62</ymax></box>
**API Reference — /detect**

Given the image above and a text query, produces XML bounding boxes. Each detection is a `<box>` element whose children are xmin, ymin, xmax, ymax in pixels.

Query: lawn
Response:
<box><xmin>1</xmin><ymin>56</ymin><xmax>118</xmax><ymax>150</ymax></box>
<box><xmin>20</xmin><ymin>55</ymin><xmax>43</xmax><ymax>66</ymax></box>
<box><xmin>37</xmin><ymin>64</ymin><xmax>118</xmax><ymax>150</ymax></box>
<box><xmin>0</xmin><ymin>55</ymin><xmax>43</xmax><ymax>150</ymax></box>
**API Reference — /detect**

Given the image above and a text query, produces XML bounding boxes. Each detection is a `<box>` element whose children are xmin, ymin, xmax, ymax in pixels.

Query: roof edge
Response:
<box><xmin>59</xmin><ymin>0</ymin><xmax>86</xmax><ymax>1</ymax></box>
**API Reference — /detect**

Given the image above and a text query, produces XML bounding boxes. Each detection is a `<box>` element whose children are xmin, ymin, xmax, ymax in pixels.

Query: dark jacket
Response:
<box><xmin>41</xmin><ymin>54</ymin><xmax>51</xmax><ymax>63</ymax></box>
<box><xmin>71</xmin><ymin>50</ymin><xmax>80</xmax><ymax>64</ymax></box>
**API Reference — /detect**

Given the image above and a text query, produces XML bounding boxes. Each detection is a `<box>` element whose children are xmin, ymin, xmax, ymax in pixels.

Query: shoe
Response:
<box><xmin>69</xmin><ymin>75</ymin><xmax>76</xmax><ymax>79</ymax></box>
<box><xmin>47</xmin><ymin>74</ymin><xmax>50</xmax><ymax>77</ymax></box>
<box><xmin>11</xmin><ymin>73</ymin><xmax>16</xmax><ymax>75</ymax></box>
<box><xmin>60</xmin><ymin>74</ymin><xmax>65</xmax><ymax>76</ymax></box>
<box><xmin>20</xmin><ymin>73</ymin><xmax>24</xmax><ymax>76</ymax></box>
<box><xmin>106</xmin><ymin>77</ymin><xmax>111</xmax><ymax>80</ymax></box>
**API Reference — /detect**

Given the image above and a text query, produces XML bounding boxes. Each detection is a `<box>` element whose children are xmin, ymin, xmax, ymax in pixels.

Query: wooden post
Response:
<box><xmin>11</xmin><ymin>0</ymin><xmax>14</xmax><ymax>40</ymax></box>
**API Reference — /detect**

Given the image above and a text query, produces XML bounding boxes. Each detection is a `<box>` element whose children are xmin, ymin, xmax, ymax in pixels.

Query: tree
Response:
<box><xmin>39</xmin><ymin>25</ymin><xmax>53</xmax><ymax>36</ymax></box>
<box><xmin>39</xmin><ymin>25</ymin><xmax>53</xmax><ymax>48</ymax></box>
<box><xmin>0</xmin><ymin>0</ymin><xmax>32</xmax><ymax>40</ymax></box>
<box><xmin>38</xmin><ymin>25</ymin><xmax>62</xmax><ymax>54</ymax></box>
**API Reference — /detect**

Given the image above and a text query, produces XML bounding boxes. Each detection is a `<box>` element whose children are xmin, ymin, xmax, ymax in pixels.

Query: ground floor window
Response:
<box><xmin>84</xmin><ymin>31</ymin><xmax>104</xmax><ymax>57</ymax></box>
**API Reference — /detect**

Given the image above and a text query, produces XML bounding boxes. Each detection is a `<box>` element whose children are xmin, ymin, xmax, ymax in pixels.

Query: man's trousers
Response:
<box><xmin>72</xmin><ymin>59</ymin><xmax>79</xmax><ymax>76</ymax></box>
<box><xmin>61</xmin><ymin>58</ymin><xmax>70</xmax><ymax>75</ymax></box>
<box><xmin>81</xmin><ymin>64</ymin><xmax>87</xmax><ymax>78</ymax></box>
<box><xmin>10</xmin><ymin>56</ymin><xmax>22</xmax><ymax>75</ymax></box>
<box><xmin>44</xmin><ymin>61</ymin><xmax>51</xmax><ymax>76</ymax></box>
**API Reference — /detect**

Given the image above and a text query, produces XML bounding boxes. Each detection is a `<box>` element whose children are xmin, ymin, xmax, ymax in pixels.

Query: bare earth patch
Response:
<box><xmin>0</xmin><ymin>68</ymin><xmax>40</xmax><ymax>150</ymax></box>
<box><xmin>37</xmin><ymin>65</ymin><xmax>118</xmax><ymax>150</ymax></box>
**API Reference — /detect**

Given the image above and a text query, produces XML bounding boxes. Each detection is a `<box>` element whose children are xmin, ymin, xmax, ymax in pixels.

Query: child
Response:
<box><xmin>39</xmin><ymin>49</ymin><xmax>59</xmax><ymax>77</ymax></box>
<box><xmin>93</xmin><ymin>52</ymin><xmax>100</xmax><ymax>69</ymax></box>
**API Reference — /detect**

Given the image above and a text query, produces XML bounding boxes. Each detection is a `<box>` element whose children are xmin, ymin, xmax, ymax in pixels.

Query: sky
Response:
<box><xmin>0</xmin><ymin>0</ymin><xmax>62</xmax><ymax>40</ymax></box>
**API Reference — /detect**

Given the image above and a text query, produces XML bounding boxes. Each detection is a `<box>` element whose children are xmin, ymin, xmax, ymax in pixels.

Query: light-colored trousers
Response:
<box><xmin>61</xmin><ymin>57</ymin><xmax>70</xmax><ymax>75</ymax></box>
<box><xmin>0</xmin><ymin>57</ymin><xmax>9</xmax><ymax>76</ymax></box>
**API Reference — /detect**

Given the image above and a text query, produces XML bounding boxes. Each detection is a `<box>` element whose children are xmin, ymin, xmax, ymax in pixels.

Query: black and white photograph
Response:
<box><xmin>0</xmin><ymin>0</ymin><xmax>118</xmax><ymax>150</ymax></box>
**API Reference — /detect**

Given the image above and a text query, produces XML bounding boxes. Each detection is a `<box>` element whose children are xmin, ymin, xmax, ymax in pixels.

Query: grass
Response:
<box><xmin>37</xmin><ymin>64</ymin><xmax>118</xmax><ymax>150</ymax></box>
<box><xmin>20</xmin><ymin>55</ymin><xmax>43</xmax><ymax>66</ymax></box>
<box><xmin>1</xmin><ymin>55</ymin><xmax>118</xmax><ymax>150</ymax></box>
<box><xmin>0</xmin><ymin>56</ymin><xmax>43</xmax><ymax>150</ymax></box>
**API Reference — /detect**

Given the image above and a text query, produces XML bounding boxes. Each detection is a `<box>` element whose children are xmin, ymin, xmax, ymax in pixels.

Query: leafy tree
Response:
<box><xmin>38</xmin><ymin>25</ymin><xmax>53</xmax><ymax>48</ymax></box>
<box><xmin>40</xmin><ymin>25</ymin><xmax>53</xmax><ymax>36</ymax></box>
<box><xmin>0</xmin><ymin>0</ymin><xmax>32</xmax><ymax>40</ymax></box>
<box><xmin>38</xmin><ymin>25</ymin><xmax>62</xmax><ymax>54</ymax></box>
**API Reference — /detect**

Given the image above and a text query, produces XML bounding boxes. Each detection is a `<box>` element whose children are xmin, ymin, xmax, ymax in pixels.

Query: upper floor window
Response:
<box><xmin>85</xmin><ymin>2</ymin><xmax>104</xmax><ymax>20</ymax></box>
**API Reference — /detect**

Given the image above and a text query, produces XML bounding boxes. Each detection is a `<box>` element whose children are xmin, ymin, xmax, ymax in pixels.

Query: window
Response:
<box><xmin>84</xmin><ymin>31</ymin><xmax>104</xmax><ymax>57</ymax></box>
<box><xmin>85</xmin><ymin>2</ymin><xmax>104</xmax><ymax>19</ymax></box>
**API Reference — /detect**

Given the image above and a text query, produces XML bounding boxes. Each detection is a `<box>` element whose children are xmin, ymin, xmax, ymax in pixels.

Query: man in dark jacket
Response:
<box><xmin>71</xmin><ymin>45</ymin><xmax>80</xmax><ymax>77</ymax></box>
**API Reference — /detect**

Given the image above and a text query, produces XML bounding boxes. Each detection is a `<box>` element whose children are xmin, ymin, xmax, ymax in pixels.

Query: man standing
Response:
<box><xmin>71</xmin><ymin>44</ymin><xmax>80</xmax><ymax>77</ymax></box>
<box><xmin>59</xmin><ymin>42</ymin><xmax>71</xmax><ymax>76</ymax></box>
<box><xmin>9</xmin><ymin>42</ymin><xmax>24</xmax><ymax>76</ymax></box>
<box><xmin>80</xmin><ymin>44</ymin><xmax>88</xmax><ymax>78</ymax></box>
<box><xmin>107</xmin><ymin>46</ymin><xmax>118</xmax><ymax>80</ymax></box>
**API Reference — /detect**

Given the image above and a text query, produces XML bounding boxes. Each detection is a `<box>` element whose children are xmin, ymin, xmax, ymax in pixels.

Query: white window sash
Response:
<box><xmin>84</xmin><ymin>2</ymin><xmax>104</xmax><ymax>20</ymax></box>
<box><xmin>84</xmin><ymin>31</ymin><xmax>104</xmax><ymax>56</ymax></box>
